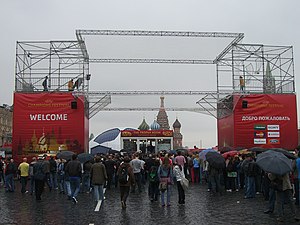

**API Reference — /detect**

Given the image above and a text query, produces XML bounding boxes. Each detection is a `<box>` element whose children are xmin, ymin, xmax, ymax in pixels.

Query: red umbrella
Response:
<box><xmin>222</xmin><ymin>150</ymin><xmax>239</xmax><ymax>159</ymax></box>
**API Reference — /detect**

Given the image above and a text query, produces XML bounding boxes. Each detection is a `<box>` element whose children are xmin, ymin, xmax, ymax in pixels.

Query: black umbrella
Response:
<box><xmin>219</xmin><ymin>146</ymin><xmax>233</xmax><ymax>153</ymax></box>
<box><xmin>205</xmin><ymin>152</ymin><xmax>225</xmax><ymax>169</ymax></box>
<box><xmin>56</xmin><ymin>150</ymin><xmax>74</xmax><ymax>160</ymax></box>
<box><xmin>249</xmin><ymin>147</ymin><xmax>266</xmax><ymax>153</ymax></box>
<box><xmin>78</xmin><ymin>153</ymin><xmax>94</xmax><ymax>163</ymax></box>
<box><xmin>268</xmin><ymin>148</ymin><xmax>296</xmax><ymax>160</ymax></box>
<box><xmin>256</xmin><ymin>150</ymin><xmax>292</xmax><ymax>176</ymax></box>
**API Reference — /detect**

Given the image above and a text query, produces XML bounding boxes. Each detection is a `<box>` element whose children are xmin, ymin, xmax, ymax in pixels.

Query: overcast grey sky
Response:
<box><xmin>1</xmin><ymin>0</ymin><xmax>300</xmax><ymax>149</ymax></box>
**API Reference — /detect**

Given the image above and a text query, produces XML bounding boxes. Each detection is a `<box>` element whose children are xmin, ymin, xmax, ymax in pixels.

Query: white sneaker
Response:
<box><xmin>72</xmin><ymin>197</ymin><xmax>78</xmax><ymax>204</ymax></box>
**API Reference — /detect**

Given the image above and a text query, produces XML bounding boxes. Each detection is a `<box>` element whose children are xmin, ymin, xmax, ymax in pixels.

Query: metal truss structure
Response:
<box><xmin>15</xmin><ymin>41</ymin><xmax>89</xmax><ymax>93</ymax></box>
<box><xmin>15</xmin><ymin>30</ymin><xmax>295</xmax><ymax>119</ymax></box>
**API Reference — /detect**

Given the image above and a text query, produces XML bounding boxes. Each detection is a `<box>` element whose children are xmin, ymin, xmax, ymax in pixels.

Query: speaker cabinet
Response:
<box><xmin>71</xmin><ymin>101</ymin><xmax>77</xmax><ymax>109</ymax></box>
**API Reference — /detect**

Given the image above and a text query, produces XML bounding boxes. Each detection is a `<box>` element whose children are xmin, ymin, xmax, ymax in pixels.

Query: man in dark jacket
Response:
<box><xmin>49</xmin><ymin>156</ymin><xmax>58</xmax><ymax>189</ymax></box>
<box><xmin>5</xmin><ymin>158</ymin><xmax>17</xmax><ymax>192</ymax></box>
<box><xmin>33</xmin><ymin>156</ymin><xmax>47</xmax><ymax>200</ymax></box>
<box><xmin>82</xmin><ymin>160</ymin><xmax>93</xmax><ymax>193</ymax></box>
<box><xmin>104</xmin><ymin>155</ymin><xmax>117</xmax><ymax>189</ymax></box>
<box><xmin>90</xmin><ymin>156</ymin><xmax>107</xmax><ymax>202</ymax></box>
<box><xmin>65</xmin><ymin>154</ymin><xmax>82</xmax><ymax>204</ymax></box>
<box><xmin>117</xmin><ymin>156</ymin><xmax>135</xmax><ymax>209</ymax></box>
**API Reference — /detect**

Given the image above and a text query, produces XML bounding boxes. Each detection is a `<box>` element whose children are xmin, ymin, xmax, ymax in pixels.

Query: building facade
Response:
<box><xmin>0</xmin><ymin>104</ymin><xmax>13</xmax><ymax>147</ymax></box>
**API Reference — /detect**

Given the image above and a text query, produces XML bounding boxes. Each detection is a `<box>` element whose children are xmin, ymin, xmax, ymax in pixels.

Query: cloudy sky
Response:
<box><xmin>1</xmin><ymin>0</ymin><xmax>300</xmax><ymax>149</ymax></box>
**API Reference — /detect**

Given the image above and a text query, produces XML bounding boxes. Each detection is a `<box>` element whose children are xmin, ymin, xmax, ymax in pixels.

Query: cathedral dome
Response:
<box><xmin>150</xmin><ymin>120</ymin><xmax>161</xmax><ymax>130</ymax></box>
<box><xmin>138</xmin><ymin>118</ymin><xmax>150</xmax><ymax>130</ymax></box>
<box><xmin>173</xmin><ymin>118</ymin><xmax>181</xmax><ymax>129</ymax></box>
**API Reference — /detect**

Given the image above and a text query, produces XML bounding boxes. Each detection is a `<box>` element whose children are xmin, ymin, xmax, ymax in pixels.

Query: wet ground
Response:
<box><xmin>0</xmin><ymin>182</ymin><xmax>299</xmax><ymax>225</ymax></box>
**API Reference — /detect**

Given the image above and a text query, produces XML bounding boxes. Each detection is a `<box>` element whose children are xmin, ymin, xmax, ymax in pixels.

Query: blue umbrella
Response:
<box><xmin>199</xmin><ymin>149</ymin><xmax>217</xmax><ymax>160</ymax></box>
<box><xmin>256</xmin><ymin>150</ymin><xmax>292</xmax><ymax>176</ymax></box>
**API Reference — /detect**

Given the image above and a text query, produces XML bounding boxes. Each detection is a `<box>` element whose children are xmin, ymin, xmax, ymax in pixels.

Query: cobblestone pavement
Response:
<box><xmin>0</xmin><ymin>182</ymin><xmax>299</xmax><ymax>225</ymax></box>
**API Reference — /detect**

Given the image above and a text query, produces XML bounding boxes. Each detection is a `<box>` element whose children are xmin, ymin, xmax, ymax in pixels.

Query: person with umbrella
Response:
<box><xmin>206</xmin><ymin>152</ymin><xmax>225</xmax><ymax>195</ymax></box>
<box><xmin>268</xmin><ymin>172</ymin><xmax>299</xmax><ymax>222</ymax></box>
<box><xmin>208</xmin><ymin>162</ymin><xmax>223</xmax><ymax>196</ymax></box>
<box><xmin>256</xmin><ymin>150</ymin><xmax>299</xmax><ymax>222</ymax></box>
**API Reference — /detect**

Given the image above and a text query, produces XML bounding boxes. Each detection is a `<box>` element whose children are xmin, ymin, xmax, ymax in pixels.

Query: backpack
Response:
<box><xmin>149</xmin><ymin>166</ymin><xmax>158</xmax><ymax>183</ymax></box>
<box><xmin>118</xmin><ymin>166</ymin><xmax>129</xmax><ymax>184</ymax></box>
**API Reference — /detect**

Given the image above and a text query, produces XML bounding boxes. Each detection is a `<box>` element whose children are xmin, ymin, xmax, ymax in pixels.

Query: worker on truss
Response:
<box><xmin>239</xmin><ymin>76</ymin><xmax>245</xmax><ymax>92</ymax></box>
<box><xmin>73</xmin><ymin>78</ymin><xmax>83</xmax><ymax>90</ymax></box>
<box><xmin>42</xmin><ymin>76</ymin><xmax>48</xmax><ymax>91</ymax></box>
<box><xmin>68</xmin><ymin>79</ymin><xmax>74</xmax><ymax>91</ymax></box>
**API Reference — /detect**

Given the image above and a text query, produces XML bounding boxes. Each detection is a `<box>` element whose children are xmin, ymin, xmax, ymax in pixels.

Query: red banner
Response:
<box><xmin>121</xmin><ymin>130</ymin><xmax>173</xmax><ymax>137</ymax></box>
<box><xmin>217</xmin><ymin>114</ymin><xmax>234</xmax><ymax>148</ymax></box>
<box><xmin>12</xmin><ymin>92</ymin><xmax>89</xmax><ymax>162</ymax></box>
<box><xmin>218</xmin><ymin>94</ymin><xmax>298</xmax><ymax>150</ymax></box>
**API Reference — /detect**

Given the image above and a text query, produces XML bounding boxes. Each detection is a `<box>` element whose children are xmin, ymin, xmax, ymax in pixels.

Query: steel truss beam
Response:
<box><xmin>85</xmin><ymin>90</ymin><xmax>231</xmax><ymax>96</ymax></box>
<box><xmin>73</xmin><ymin>90</ymin><xmax>230</xmax><ymax>119</ymax></box>
<box><xmin>76</xmin><ymin>29</ymin><xmax>243</xmax><ymax>38</ymax></box>
<box><xmin>89</xmin><ymin>58</ymin><xmax>213</xmax><ymax>64</ymax></box>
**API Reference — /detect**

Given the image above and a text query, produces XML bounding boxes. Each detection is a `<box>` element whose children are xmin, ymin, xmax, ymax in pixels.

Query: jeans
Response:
<box><xmin>5</xmin><ymin>174</ymin><xmax>15</xmax><ymax>192</ymax></box>
<box><xmin>193</xmin><ymin>167</ymin><xmax>200</xmax><ymax>183</ymax></box>
<box><xmin>276</xmin><ymin>189</ymin><xmax>296</xmax><ymax>218</ymax></box>
<box><xmin>132</xmin><ymin>172</ymin><xmax>142</xmax><ymax>192</ymax></box>
<box><xmin>20</xmin><ymin>176</ymin><xmax>28</xmax><ymax>193</ymax></box>
<box><xmin>0</xmin><ymin>171</ymin><xmax>4</xmax><ymax>184</ymax></box>
<box><xmin>50</xmin><ymin>172</ymin><xmax>58</xmax><ymax>189</ymax></box>
<box><xmin>93</xmin><ymin>184</ymin><xmax>104</xmax><ymax>201</ymax></box>
<box><xmin>246</xmin><ymin>176</ymin><xmax>256</xmax><ymax>198</ymax></box>
<box><xmin>58</xmin><ymin>174</ymin><xmax>65</xmax><ymax>193</ymax></box>
<box><xmin>81</xmin><ymin>173</ymin><xmax>91</xmax><ymax>192</ymax></box>
<box><xmin>161</xmin><ymin>185</ymin><xmax>171</xmax><ymax>206</ymax></box>
<box><xmin>177</xmin><ymin>181</ymin><xmax>185</xmax><ymax>204</ymax></box>
<box><xmin>45</xmin><ymin>173</ymin><xmax>52</xmax><ymax>190</ymax></box>
<box><xmin>268</xmin><ymin>188</ymin><xmax>276</xmax><ymax>211</ymax></box>
<box><xmin>295</xmin><ymin>178</ymin><xmax>299</xmax><ymax>205</ymax></box>
<box><xmin>69</xmin><ymin>176</ymin><xmax>81</xmax><ymax>198</ymax></box>
<box><xmin>210</xmin><ymin>174</ymin><xmax>221</xmax><ymax>193</ymax></box>
<box><xmin>65</xmin><ymin>180</ymin><xmax>72</xmax><ymax>197</ymax></box>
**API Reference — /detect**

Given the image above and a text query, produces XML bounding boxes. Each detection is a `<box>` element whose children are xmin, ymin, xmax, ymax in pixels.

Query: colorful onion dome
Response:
<box><xmin>150</xmin><ymin>120</ymin><xmax>161</xmax><ymax>130</ymax></box>
<box><xmin>138</xmin><ymin>118</ymin><xmax>149</xmax><ymax>130</ymax></box>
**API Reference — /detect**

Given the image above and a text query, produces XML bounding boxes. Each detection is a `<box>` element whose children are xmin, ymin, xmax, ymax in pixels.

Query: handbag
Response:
<box><xmin>180</xmin><ymin>177</ymin><xmax>189</xmax><ymax>191</ymax></box>
<box><xmin>159</xmin><ymin>182</ymin><xmax>168</xmax><ymax>192</ymax></box>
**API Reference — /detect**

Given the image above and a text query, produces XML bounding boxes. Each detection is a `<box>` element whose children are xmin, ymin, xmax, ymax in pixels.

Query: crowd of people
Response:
<box><xmin>0</xmin><ymin>148</ymin><xmax>300</xmax><ymax>222</ymax></box>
